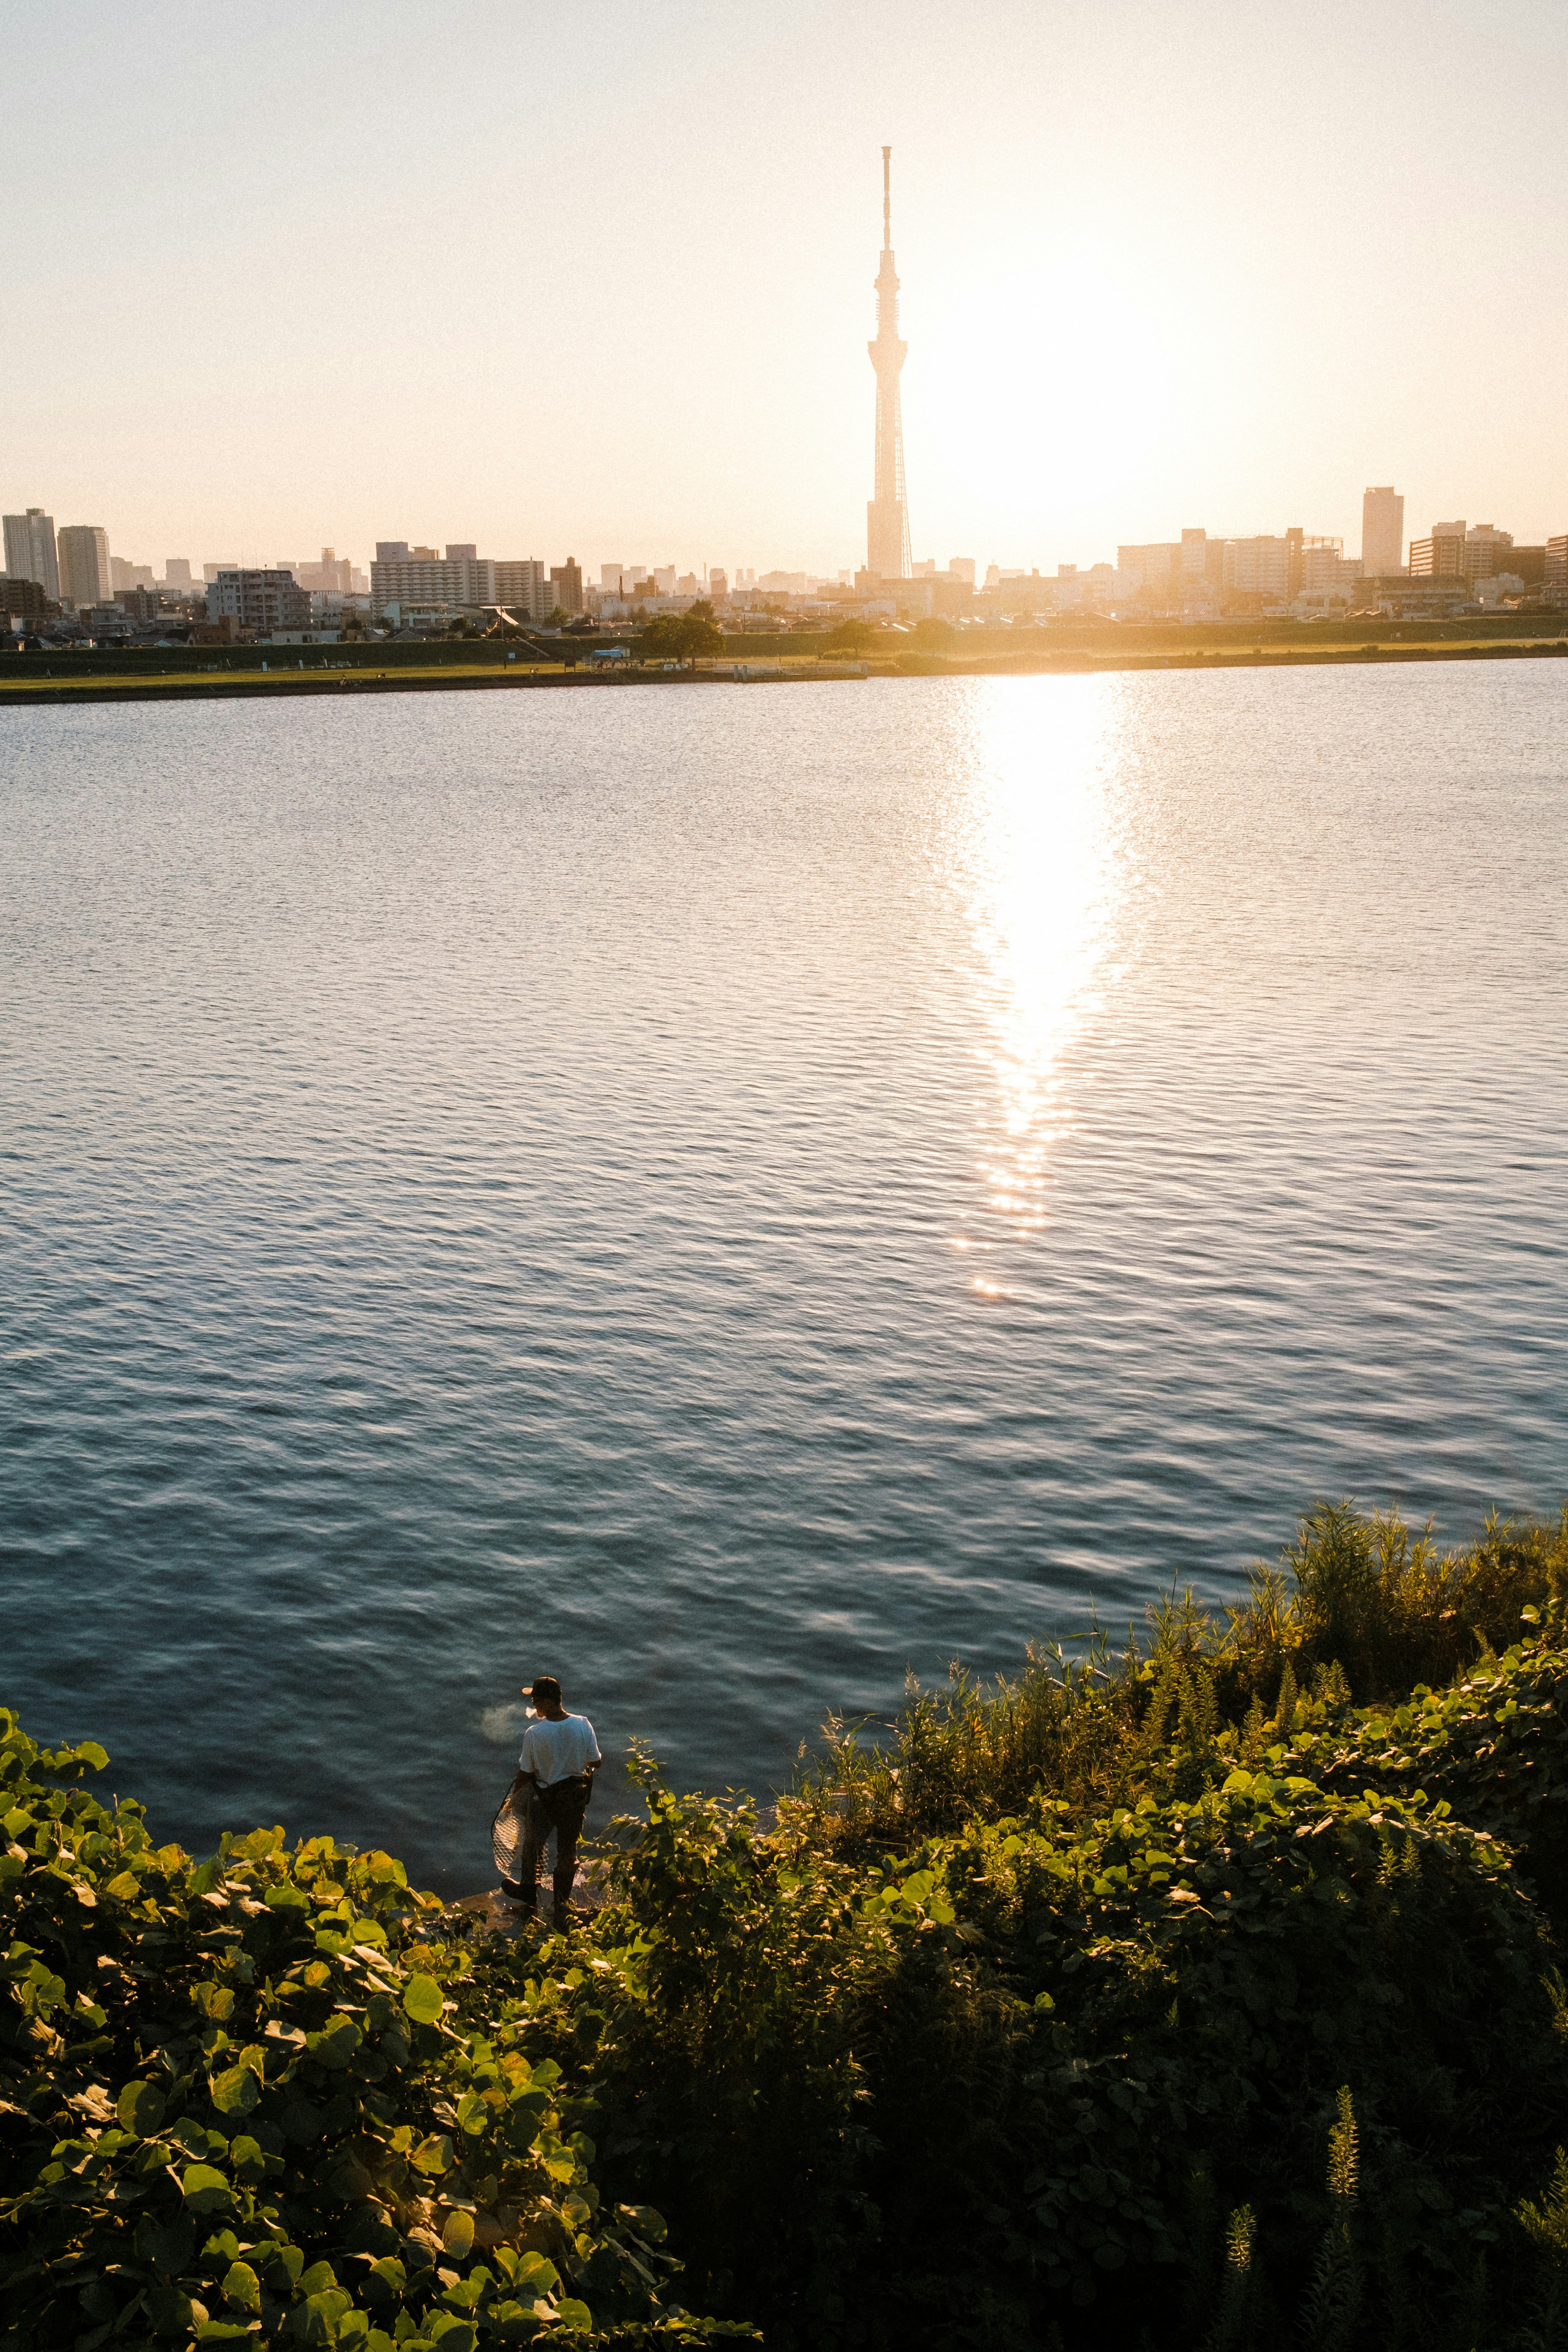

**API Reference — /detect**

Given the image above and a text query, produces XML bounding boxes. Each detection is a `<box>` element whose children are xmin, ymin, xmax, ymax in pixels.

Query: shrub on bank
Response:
<box><xmin>0</xmin><ymin>1715</ymin><xmax>746</xmax><ymax>2351</ymax></box>
<box><xmin>7</xmin><ymin>1501</ymin><xmax>1568</xmax><ymax>2351</ymax></box>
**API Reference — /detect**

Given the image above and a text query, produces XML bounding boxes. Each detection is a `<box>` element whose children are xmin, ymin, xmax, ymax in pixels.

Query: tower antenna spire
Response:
<box><xmin>866</xmin><ymin>146</ymin><xmax>911</xmax><ymax>581</ymax></box>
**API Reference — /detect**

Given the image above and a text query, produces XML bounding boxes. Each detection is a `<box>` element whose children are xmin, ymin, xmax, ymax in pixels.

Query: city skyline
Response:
<box><xmin>4</xmin><ymin>3</ymin><xmax>1567</xmax><ymax>576</ymax></box>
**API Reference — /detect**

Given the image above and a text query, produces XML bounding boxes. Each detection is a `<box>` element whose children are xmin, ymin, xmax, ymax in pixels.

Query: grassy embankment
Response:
<box><xmin>7</xmin><ymin>1501</ymin><xmax>1568</xmax><ymax>2351</ymax></box>
<box><xmin>2</xmin><ymin>614</ymin><xmax>1566</xmax><ymax>705</ymax></box>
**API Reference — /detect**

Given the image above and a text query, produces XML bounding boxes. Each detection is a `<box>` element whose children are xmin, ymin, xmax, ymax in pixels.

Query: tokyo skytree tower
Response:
<box><xmin>866</xmin><ymin>145</ymin><xmax>912</xmax><ymax>581</ymax></box>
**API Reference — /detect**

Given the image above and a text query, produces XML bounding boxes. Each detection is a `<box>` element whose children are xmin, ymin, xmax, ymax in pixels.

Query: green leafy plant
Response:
<box><xmin>0</xmin><ymin>1712</ymin><xmax>748</xmax><ymax>2350</ymax></box>
<box><xmin>10</xmin><ymin>1500</ymin><xmax>1568</xmax><ymax>2351</ymax></box>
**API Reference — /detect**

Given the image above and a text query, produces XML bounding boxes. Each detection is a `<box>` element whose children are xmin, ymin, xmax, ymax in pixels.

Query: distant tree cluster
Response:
<box><xmin>639</xmin><ymin>602</ymin><xmax>725</xmax><ymax>668</ymax></box>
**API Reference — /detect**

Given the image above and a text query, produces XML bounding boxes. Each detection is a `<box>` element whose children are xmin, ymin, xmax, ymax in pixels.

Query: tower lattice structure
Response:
<box><xmin>866</xmin><ymin>145</ymin><xmax>912</xmax><ymax>582</ymax></box>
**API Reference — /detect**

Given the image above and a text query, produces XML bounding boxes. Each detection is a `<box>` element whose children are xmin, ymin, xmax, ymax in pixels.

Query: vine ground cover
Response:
<box><xmin>8</xmin><ymin>1503</ymin><xmax>1568</xmax><ymax>2350</ymax></box>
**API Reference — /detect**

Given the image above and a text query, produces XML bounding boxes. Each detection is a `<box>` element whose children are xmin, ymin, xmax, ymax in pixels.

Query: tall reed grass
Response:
<box><xmin>786</xmin><ymin>1502</ymin><xmax>1568</xmax><ymax>1854</ymax></box>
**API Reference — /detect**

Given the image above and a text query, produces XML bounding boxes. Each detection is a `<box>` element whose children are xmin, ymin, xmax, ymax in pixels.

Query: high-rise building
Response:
<box><xmin>866</xmin><ymin>147</ymin><xmax>911</xmax><ymax>581</ymax></box>
<box><xmin>1223</xmin><ymin>537</ymin><xmax>1292</xmax><ymax>600</ymax></box>
<box><xmin>1409</xmin><ymin>524</ymin><xmax>1466</xmax><ymax>579</ymax></box>
<box><xmin>1117</xmin><ymin>542</ymin><xmax>1178</xmax><ymax>589</ymax></box>
<box><xmin>3</xmin><ymin>508</ymin><xmax>60</xmax><ymax>598</ymax></box>
<box><xmin>206</xmin><ymin>569</ymin><xmax>310</xmax><ymax>632</ymax></box>
<box><xmin>1405</xmin><ymin>521</ymin><xmax>1510</xmax><ymax>583</ymax></box>
<box><xmin>164</xmin><ymin>559</ymin><xmax>195</xmax><ymax>592</ymax></box>
<box><xmin>0</xmin><ymin>575</ymin><xmax>56</xmax><ymax>620</ymax></box>
<box><xmin>949</xmin><ymin>557</ymin><xmax>976</xmax><ymax>586</ymax></box>
<box><xmin>549</xmin><ymin>559</ymin><xmax>584</xmax><ymax>616</ymax></box>
<box><xmin>110</xmin><ymin>556</ymin><xmax>154</xmax><ymax>593</ymax></box>
<box><xmin>494</xmin><ymin>560</ymin><xmax>549</xmax><ymax>619</ymax></box>
<box><xmin>1460</xmin><ymin>524</ymin><xmax>1514</xmax><ymax>581</ymax></box>
<box><xmin>1296</xmin><ymin>538</ymin><xmax>1361</xmax><ymax>592</ymax></box>
<box><xmin>296</xmin><ymin>547</ymin><xmax>353</xmax><ymax>594</ymax></box>
<box><xmin>58</xmin><ymin>526</ymin><xmax>114</xmax><ymax>608</ymax></box>
<box><xmin>1361</xmin><ymin>488</ymin><xmax>1404</xmax><ymax>577</ymax></box>
<box><xmin>369</xmin><ymin>547</ymin><xmax>495</xmax><ymax>615</ymax></box>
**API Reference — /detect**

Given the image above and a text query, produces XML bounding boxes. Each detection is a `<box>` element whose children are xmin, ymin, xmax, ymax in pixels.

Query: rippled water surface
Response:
<box><xmin>3</xmin><ymin>669</ymin><xmax>1565</xmax><ymax>1886</ymax></box>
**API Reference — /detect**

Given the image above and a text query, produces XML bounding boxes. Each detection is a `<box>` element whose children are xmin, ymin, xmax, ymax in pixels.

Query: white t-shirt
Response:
<box><xmin>520</xmin><ymin>1712</ymin><xmax>601</xmax><ymax>1788</ymax></box>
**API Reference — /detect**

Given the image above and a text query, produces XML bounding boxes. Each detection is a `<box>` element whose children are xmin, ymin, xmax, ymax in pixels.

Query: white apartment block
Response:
<box><xmin>494</xmin><ymin>560</ymin><xmax>550</xmax><ymax>619</ymax></box>
<box><xmin>370</xmin><ymin>542</ymin><xmax>495</xmax><ymax>616</ymax></box>
<box><xmin>1297</xmin><ymin>539</ymin><xmax>1362</xmax><ymax>592</ymax></box>
<box><xmin>1223</xmin><ymin>537</ymin><xmax>1291</xmax><ymax>599</ymax></box>
<box><xmin>207</xmin><ymin>570</ymin><xmax>310</xmax><ymax>630</ymax></box>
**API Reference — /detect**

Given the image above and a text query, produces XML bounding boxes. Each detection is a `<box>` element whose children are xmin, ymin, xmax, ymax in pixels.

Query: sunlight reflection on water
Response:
<box><xmin>944</xmin><ymin>677</ymin><xmax>1128</xmax><ymax>1286</ymax></box>
<box><xmin>3</xmin><ymin>669</ymin><xmax>1565</xmax><ymax>1888</ymax></box>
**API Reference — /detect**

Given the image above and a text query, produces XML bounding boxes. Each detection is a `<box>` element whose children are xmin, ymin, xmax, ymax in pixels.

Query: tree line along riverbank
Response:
<box><xmin>1</xmin><ymin>621</ymin><xmax>1566</xmax><ymax>707</ymax></box>
<box><xmin>6</xmin><ymin>1499</ymin><xmax>1568</xmax><ymax>2350</ymax></box>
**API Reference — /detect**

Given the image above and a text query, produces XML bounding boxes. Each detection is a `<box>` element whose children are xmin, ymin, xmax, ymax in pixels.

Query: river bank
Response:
<box><xmin>5</xmin><ymin>1503</ymin><xmax>1568</xmax><ymax>2350</ymax></box>
<box><xmin>2</xmin><ymin>628</ymin><xmax>1565</xmax><ymax>707</ymax></box>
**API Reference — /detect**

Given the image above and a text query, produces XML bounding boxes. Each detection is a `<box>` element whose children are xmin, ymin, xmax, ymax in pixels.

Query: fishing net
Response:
<box><xmin>491</xmin><ymin>1784</ymin><xmax>555</xmax><ymax>1892</ymax></box>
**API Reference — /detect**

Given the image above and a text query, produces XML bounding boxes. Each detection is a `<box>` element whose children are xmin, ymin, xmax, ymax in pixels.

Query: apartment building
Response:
<box><xmin>206</xmin><ymin>570</ymin><xmax>310</xmax><ymax>632</ymax></box>
<box><xmin>1223</xmin><ymin>536</ymin><xmax>1292</xmax><ymax>600</ymax></box>
<box><xmin>1361</xmin><ymin>488</ymin><xmax>1404</xmax><ymax>577</ymax></box>
<box><xmin>370</xmin><ymin>541</ymin><xmax>495</xmax><ymax>616</ymax></box>
<box><xmin>1408</xmin><ymin>522</ymin><xmax>1514</xmax><ymax>583</ymax></box>
<box><xmin>549</xmin><ymin>559</ymin><xmax>584</xmax><ymax>617</ymax></box>
<box><xmin>494</xmin><ymin>560</ymin><xmax>550</xmax><ymax>619</ymax></box>
<box><xmin>3</xmin><ymin>508</ymin><xmax>60</xmax><ymax>598</ymax></box>
<box><xmin>58</xmin><ymin>526</ymin><xmax>115</xmax><ymax>608</ymax></box>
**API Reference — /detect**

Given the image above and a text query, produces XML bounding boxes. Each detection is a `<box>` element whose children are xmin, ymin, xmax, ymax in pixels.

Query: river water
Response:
<box><xmin>3</xmin><ymin>668</ymin><xmax>1564</xmax><ymax>1888</ymax></box>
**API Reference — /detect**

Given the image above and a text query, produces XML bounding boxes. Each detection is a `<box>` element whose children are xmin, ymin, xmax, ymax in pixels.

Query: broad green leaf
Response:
<box><xmin>210</xmin><ymin>2064</ymin><xmax>259</xmax><ymax>2118</ymax></box>
<box><xmin>221</xmin><ymin>2262</ymin><xmax>261</xmax><ymax>2312</ymax></box>
<box><xmin>312</xmin><ymin>2016</ymin><xmax>362</xmax><ymax>2068</ymax></box>
<box><xmin>410</xmin><ymin>2133</ymin><xmax>453</xmax><ymax>2176</ymax></box>
<box><xmin>116</xmin><ymin>2080</ymin><xmax>166</xmax><ymax>2136</ymax></box>
<box><xmin>180</xmin><ymin>2163</ymin><xmax>233</xmax><ymax>2214</ymax></box>
<box><xmin>441</xmin><ymin>2207</ymin><xmax>475</xmax><ymax>2256</ymax></box>
<box><xmin>403</xmin><ymin>1974</ymin><xmax>444</xmax><ymax>2025</ymax></box>
<box><xmin>513</xmin><ymin>2253</ymin><xmax>559</xmax><ymax>2291</ymax></box>
<box><xmin>556</xmin><ymin>2299</ymin><xmax>592</xmax><ymax>2330</ymax></box>
<box><xmin>427</xmin><ymin>2319</ymin><xmax>477</xmax><ymax>2351</ymax></box>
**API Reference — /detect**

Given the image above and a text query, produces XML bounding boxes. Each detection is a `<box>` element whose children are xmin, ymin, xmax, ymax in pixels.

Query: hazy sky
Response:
<box><xmin>7</xmin><ymin>2</ymin><xmax>1566</xmax><ymax>578</ymax></box>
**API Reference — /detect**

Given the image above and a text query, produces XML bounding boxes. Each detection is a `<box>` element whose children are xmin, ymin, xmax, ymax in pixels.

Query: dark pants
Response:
<box><xmin>511</xmin><ymin>1775</ymin><xmax>590</xmax><ymax>1915</ymax></box>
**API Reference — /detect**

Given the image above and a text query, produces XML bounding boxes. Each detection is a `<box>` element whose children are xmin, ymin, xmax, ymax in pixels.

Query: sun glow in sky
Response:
<box><xmin>6</xmin><ymin>1</ymin><xmax>1567</xmax><ymax>576</ymax></box>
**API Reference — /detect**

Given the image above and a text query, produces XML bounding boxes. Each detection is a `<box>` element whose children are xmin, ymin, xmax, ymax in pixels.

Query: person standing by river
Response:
<box><xmin>505</xmin><ymin>1676</ymin><xmax>602</xmax><ymax>1927</ymax></box>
